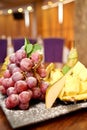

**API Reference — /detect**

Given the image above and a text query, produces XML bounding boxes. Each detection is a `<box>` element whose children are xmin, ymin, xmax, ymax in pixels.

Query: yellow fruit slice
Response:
<box><xmin>73</xmin><ymin>61</ymin><xmax>85</xmax><ymax>75</ymax></box>
<box><xmin>50</xmin><ymin>69</ymin><xmax>63</xmax><ymax>85</ymax></box>
<box><xmin>45</xmin><ymin>67</ymin><xmax>73</xmax><ymax>109</ymax></box>
<box><xmin>44</xmin><ymin>63</ymin><xmax>55</xmax><ymax>80</ymax></box>
<box><xmin>64</xmin><ymin>75</ymin><xmax>80</xmax><ymax>96</ymax></box>
<box><xmin>0</xmin><ymin>56</ymin><xmax>10</xmax><ymax>77</ymax></box>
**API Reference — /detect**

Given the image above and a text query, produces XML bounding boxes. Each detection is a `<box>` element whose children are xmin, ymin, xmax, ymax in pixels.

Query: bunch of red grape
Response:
<box><xmin>0</xmin><ymin>46</ymin><xmax>49</xmax><ymax>110</ymax></box>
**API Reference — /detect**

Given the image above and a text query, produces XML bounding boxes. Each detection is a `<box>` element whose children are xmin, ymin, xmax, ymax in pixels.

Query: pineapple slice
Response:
<box><xmin>45</xmin><ymin>61</ymin><xmax>87</xmax><ymax>107</ymax></box>
<box><xmin>80</xmin><ymin>81</ymin><xmax>87</xmax><ymax>94</ymax></box>
<box><xmin>73</xmin><ymin>61</ymin><xmax>87</xmax><ymax>81</ymax></box>
<box><xmin>50</xmin><ymin>69</ymin><xmax>63</xmax><ymax>85</ymax></box>
<box><xmin>59</xmin><ymin>61</ymin><xmax>87</xmax><ymax>102</ymax></box>
<box><xmin>59</xmin><ymin>93</ymin><xmax>87</xmax><ymax>101</ymax></box>
<box><xmin>64</xmin><ymin>74</ymin><xmax>80</xmax><ymax>96</ymax></box>
<box><xmin>79</xmin><ymin>68</ymin><xmax>87</xmax><ymax>81</ymax></box>
<box><xmin>73</xmin><ymin>61</ymin><xmax>86</xmax><ymax>75</ymax></box>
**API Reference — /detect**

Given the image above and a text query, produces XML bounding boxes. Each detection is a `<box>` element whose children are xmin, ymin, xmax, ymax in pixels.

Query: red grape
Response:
<box><xmin>0</xmin><ymin>85</ymin><xmax>7</xmax><ymax>94</ymax></box>
<box><xmin>12</xmin><ymin>67</ymin><xmax>22</xmax><ymax>74</ymax></box>
<box><xmin>37</xmin><ymin>64</ymin><xmax>45</xmax><ymax>71</ymax></box>
<box><xmin>40</xmin><ymin>81</ymin><xmax>49</xmax><ymax>94</ymax></box>
<box><xmin>0</xmin><ymin>77</ymin><xmax>4</xmax><ymax>85</ymax></box>
<box><xmin>19</xmin><ymin>91</ymin><xmax>32</xmax><ymax>103</ymax></box>
<box><xmin>8</xmin><ymin>63</ymin><xmax>17</xmax><ymax>73</ymax></box>
<box><xmin>21</xmin><ymin>45</ymin><xmax>25</xmax><ymax>50</ymax></box>
<box><xmin>37</xmin><ymin>63</ymin><xmax>47</xmax><ymax>78</ymax></box>
<box><xmin>20</xmin><ymin>58</ymin><xmax>33</xmax><ymax>71</ymax></box>
<box><xmin>7</xmin><ymin>87</ymin><xmax>17</xmax><ymax>96</ymax></box>
<box><xmin>0</xmin><ymin>44</ymin><xmax>49</xmax><ymax>110</ymax></box>
<box><xmin>12</xmin><ymin>72</ymin><xmax>23</xmax><ymax>82</ymax></box>
<box><xmin>4</xmin><ymin>69</ymin><xmax>11</xmax><ymax>78</ymax></box>
<box><xmin>26</xmin><ymin>71</ymin><xmax>34</xmax><ymax>77</ymax></box>
<box><xmin>37</xmin><ymin>68</ymin><xmax>47</xmax><ymax>78</ymax></box>
<box><xmin>15</xmin><ymin>49</ymin><xmax>27</xmax><ymax>65</ymax></box>
<box><xmin>30</xmin><ymin>52</ymin><xmax>40</xmax><ymax>64</ymax></box>
<box><xmin>7</xmin><ymin>77</ymin><xmax>14</xmax><ymax>87</ymax></box>
<box><xmin>2</xmin><ymin>78</ymin><xmax>9</xmax><ymax>89</ymax></box>
<box><xmin>26</xmin><ymin>76</ymin><xmax>37</xmax><ymax>89</ymax></box>
<box><xmin>19</xmin><ymin>102</ymin><xmax>29</xmax><ymax>110</ymax></box>
<box><xmin>9</xmin><ymin>53</ymin><xmax>16</xmax><ymax>63</ymax></box>
<box><xmin>40</xmin><ymin>93</ymin><xmax>45</xmax><ymax>101</ymax></box>
<box><xmin>27</xmin><ymin>89</ymin><xmax>33</xmax><ymax>97</ymax></box>
<box><xmin>14</xmin><ymin>80</ymin><xmax>28</xmax><ymax>93</ymax></box>
<box><xmin>5</xmin><ymin>94</ymin><xmax>19</xmax><ymax>109</ymax></box>
<box><xmin>32</xmin><ymin>87</ymin><xmax>41</xmax><ymax>99</ymax></box>
<box><xmin>2</xmin><ymin>77</ymin><xmax>14</xmax><ymax>89</ymax></box>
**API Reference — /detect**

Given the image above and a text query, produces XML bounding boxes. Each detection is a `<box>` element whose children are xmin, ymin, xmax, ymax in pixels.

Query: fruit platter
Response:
<box><xmin>1</xmin><ymin>39</ymin><xmax>87</xmax><ymax>128</ymax></box>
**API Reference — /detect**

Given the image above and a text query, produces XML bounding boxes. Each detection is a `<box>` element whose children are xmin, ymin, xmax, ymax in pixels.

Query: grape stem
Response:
<box><xmin>32</xmin><ymin>54</ymin><xmax>43</xmax><ymax>84</ymax></box>
<box><xmin>32</xmin><ymin>55</ymin><xmax>43</xmax><ymax>70</ymax></box>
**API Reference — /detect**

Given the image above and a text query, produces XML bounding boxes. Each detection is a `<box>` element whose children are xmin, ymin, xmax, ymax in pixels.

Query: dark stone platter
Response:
<box><xmin>0</xmin><ymin>93</ymin><xmax>87</xmax><ymax>129</ymax></box>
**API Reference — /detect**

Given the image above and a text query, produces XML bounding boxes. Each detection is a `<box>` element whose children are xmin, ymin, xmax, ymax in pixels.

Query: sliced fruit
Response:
<box><xmin>73</xmin><ymin>61</ymin><xmax>85</xmax><ymax>75</ymax></box>
<box><xmin>44</xmin><ymin>63</ymin><xmax>55</xmax><ymax>80</ymax></box>
<box><xmin>50</xmin><ymin>69</ymin><xmax>63</xmax><ymax>85</ymax></box>
<box><xmin>59</xmin><ymin>61</ymin><xmax>87</xmax><ymax>102</ymax></box>
<box><xmin>62</xmin><ymin>47</ymin><xmax>78</xmax><ymax>75</ymax></box>
<box><xmin>68</xmin><ymin>47</ymin><xmax>78</xmax><ymax>59</ymax></box>
<box><xmin>0</xmin><ymin>56</ymin><xmax>10</xmax><ymax>77</ymax></box>
<box><xmin>79</xmin><ymin>68</ymin><xmax>87</xmax><ymax>81</ymax></box>
<box><xmin>80</xmin><ymin>81</ymin><xmax>87</xmax><ymax>94</ymax></box>
<box><xmin>64</xmin><ymin>74</ymin><xmax>80</xmax><ymax>96</ymax></box>
<box><xmin>45</xmin><ymin>67</ymin><xmax>73</xmax><ymax>109</ymax></box>
<box><xmin>62</xmin><ymin>65</ymin><xmax>71</xmax><ymax>75</ymax></box>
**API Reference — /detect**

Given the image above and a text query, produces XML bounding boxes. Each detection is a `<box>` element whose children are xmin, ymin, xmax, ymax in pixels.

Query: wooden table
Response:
<box><xmin>0</xmin><ymin>107</ymin><xmax>87</xmax><ymax>130</ymax></box>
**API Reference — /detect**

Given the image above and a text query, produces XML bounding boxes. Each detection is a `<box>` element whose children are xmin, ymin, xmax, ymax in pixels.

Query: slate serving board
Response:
<box><xmin>0</xmin><ymin>93</ymin><xmax>87</xmax><ymax>129</ymax></box>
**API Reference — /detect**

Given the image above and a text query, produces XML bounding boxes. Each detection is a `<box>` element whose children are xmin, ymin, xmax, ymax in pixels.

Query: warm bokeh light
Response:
<box><xmin>8</xmin><ymin>9</ymin><xmax>13</xmax><ymax>14</ymax></box>
<box><xmin>0</xmin><ymin>10</ymin><xmax>3</xmax><ymax>15</ymax></box>
<box><xmin>48</xmin><ymin>1</ymin><xmax>53</xmax><ymax>6</ymax></box>
<box><xmin>18</xmin><ymin>8</ymin><xmax>23</xmax><ymax>13</ymax></box>
<box><xmin>59</xmin><ymin>0</ymin><xmax>64</xmax><ymax>2</ymax></box>
<box><xmin>27</xmin><ymin>6</ymin><xmax>32</xmax><ymax>11</ymax></box>
<box><xmin>41</xmin><ymin>5</ymin><xmax>48</xmax><ymax>10</ymax></box>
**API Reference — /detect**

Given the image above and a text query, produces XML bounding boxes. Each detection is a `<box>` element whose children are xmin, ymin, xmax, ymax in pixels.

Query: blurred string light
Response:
<box><xmin>18</xmin><ymin>8</ymin><xmax>23</xmax><ymax>13</ymax></box>
<box><xmin>58</xmin><ymin>1</ymin><xmax>63</xmax><ymax>24</ymax></box>
<box><xmin>24</xmin><ymin>10</ymin><xmax>30</xmax><ymax>27</ymax></box>
<box><xmin>27</xmin><ymin>6</ymin><xmax>33</xmax><ymax>11</ymax></box>
<box><xmin>0</xmin><ymin>5</ymin><xmax>33</xmax><ymax>15</ymax></box>
<box><xmin>8</xmin><ymin>9</ymin><xmax>12</xmax><ymax>14</ymax></box>
<box><xmin>0</xmin><ymin>5</ymin><xmax>33</xmax><ymax>28</ymax></box>
<box><xmin>41</xmin><ymin>0</ymin><xmax>74</xmax><ymax>10</ymax></box>
<box><xmin>41</xmin><ymin>0</ymin><xmax>55</xmax><ymax>9</ymax></box>
<box><xmin>24</xmin><ymin>6</ymin><xmax>33</xmax><ymax>27</ymax></box>
<box><xmin>41</xmin><ymin>0</ymin><xmax>64</xmax><ymax>23</ymax></box>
